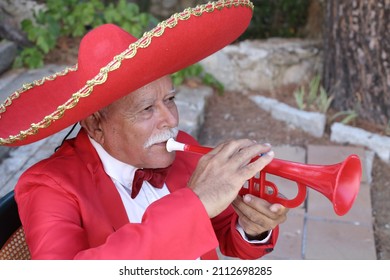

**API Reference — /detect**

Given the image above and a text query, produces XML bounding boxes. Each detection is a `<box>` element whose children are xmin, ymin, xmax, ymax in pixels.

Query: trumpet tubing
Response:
<box><xmin>166</xmin><ymin>138</ymin><xmax>362</xmax><ymax>216</ymax></box>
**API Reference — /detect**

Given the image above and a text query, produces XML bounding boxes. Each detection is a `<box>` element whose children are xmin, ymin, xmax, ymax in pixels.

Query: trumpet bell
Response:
<box><xmin>261</xmin><ymin>154</ymin><xmax>362</xmax><ymax>216</ymax></box>
<box><xmin>332</xmin><ymin>154</ymin><xmax>362</xmax><ymax>216</ymax></box>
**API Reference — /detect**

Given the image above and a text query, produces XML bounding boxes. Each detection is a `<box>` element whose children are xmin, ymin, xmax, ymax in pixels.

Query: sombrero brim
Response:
<box><xmin>0</xmin><ymin>0</ymin><xmax>253</xmax><ymax>146</ymax></box>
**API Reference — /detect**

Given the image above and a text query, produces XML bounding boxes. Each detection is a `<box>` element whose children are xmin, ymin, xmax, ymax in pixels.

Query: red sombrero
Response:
<box><xmin>0</xmin><ymin>0</ymin><xmax>253</xmax><ymax>146</ymax></box>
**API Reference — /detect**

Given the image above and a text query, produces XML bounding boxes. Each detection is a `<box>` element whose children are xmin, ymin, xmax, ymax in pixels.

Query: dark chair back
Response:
<box><xmin>0</xmin><ymin>191</ymin><xmax>21</xmax><ymax>247</ymax></box>
<box><xmin>0</xmin><ymin>191</ymin><xmax>31</xmax><ymax>259</ymax></box>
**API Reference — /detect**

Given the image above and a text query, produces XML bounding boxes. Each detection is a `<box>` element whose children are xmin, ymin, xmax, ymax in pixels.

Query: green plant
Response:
<box><xmin>316</xmin><ymin>84</ymin><xmax>334</xmax><ymax>114</ymax></box>
<box><xmin>293</xmin><ymin>74</ymin><xmax>334</xmax><ymax>114</ymax></box>
<box><xmin>330</xmin><ymin>110</ymin><xmax>359</xmax><ymax>125</ymax></box>
<box><xmin>15</xmin><ymin>0</ymin><xmax>158</xmax><ymax>69</ymax></box>
<box><xmin>293</xmin><ymin>86</ymin><xmax>307</xmax><ymax>110</ymax></box>
<box><xmin>13</xmin><ymin>46</ymin><xmax>45</xmax><ymax>69</ymax></box>
<box><xmin>104</xmin><ymin>0</ymin><xmax>158</xmax><ymax>38</ymax></box>
<box><xmin>172</xmin><ymin>64</ymin><xmax>224</xmax><ymax>94</ymax></box>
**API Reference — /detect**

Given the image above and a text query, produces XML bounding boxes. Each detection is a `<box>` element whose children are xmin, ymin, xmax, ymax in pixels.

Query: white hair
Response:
<box><xmin>143</xmin><ymin>127</ymin><xmax>179</xmax><ymax>148</ymax></box>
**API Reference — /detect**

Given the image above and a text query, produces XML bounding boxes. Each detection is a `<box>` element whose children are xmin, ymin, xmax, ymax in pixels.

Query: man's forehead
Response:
<box><xmin>132</xmin><ymin>77</ymin><xmax>174</xmax><ymax>97</ymax></box>
<box><xmin>101</xmin><ymin>76</ymin><xmax>174</xmax><ymax>112</ymax></box>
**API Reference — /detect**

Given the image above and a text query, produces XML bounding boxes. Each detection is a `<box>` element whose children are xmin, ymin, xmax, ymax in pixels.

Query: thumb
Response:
<box><xmin>270</xmin><ymin>203</ymin><xmax>284</xmax><ymax>214</ymax></box>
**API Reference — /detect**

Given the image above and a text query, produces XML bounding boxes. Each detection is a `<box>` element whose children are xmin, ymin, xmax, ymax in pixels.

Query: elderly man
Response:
<box><xmin>0</xmin><ymin>1</ymin><xmax>288</xmax><ymax>259</ymax></box>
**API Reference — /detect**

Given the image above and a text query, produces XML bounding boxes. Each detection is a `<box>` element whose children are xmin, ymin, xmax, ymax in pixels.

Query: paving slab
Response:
<box><xmin>304</xmin><ymin>217</ymin><xmax>376</xmax><ymax>259</ymax></box>
<box><xmin>263</xmin><ymin>209</ymin><xmax>305</xmax><ymax>260</ymax></box>
<box><xmin>303</xmin><ymin>145</ymin><xmax>376</xmax><ymax>259</ymax></box>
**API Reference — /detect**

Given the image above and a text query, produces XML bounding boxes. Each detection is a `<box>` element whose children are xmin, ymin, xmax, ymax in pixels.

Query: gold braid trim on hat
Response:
<box><xmin>0</xmin><ymin>0</ymin><xmax>254</xmax><ymax>145</ymax></box>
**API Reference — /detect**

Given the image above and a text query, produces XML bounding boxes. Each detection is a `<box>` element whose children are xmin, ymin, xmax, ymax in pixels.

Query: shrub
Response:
<box><xmin>14</xmin><ymin>0</ymin><xmax>158</xmax><ymax>68</ymax></box>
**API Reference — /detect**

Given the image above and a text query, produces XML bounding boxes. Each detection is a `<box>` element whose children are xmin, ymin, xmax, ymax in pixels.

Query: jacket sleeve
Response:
<box><xmin>212</xmin><ymin>205</ymin><xmax>279</xmax><ymax>259</ymax></box>
<box><xmin>16</xmin><ymin>173</ymin><xmax>218</xmax><ymax>260</ymax></box>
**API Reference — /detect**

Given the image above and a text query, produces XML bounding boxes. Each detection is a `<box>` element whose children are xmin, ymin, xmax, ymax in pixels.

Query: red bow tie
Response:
<box><xmin>131</xmin><ymin>167</ymin><xmax>170</xmax><ymax>199</ymax></box>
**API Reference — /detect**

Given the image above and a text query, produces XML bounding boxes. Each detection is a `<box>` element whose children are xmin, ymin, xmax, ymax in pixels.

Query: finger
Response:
<box><xmin>243</xmin><ymin>194</ymin><xmax>286</xmax><ymax>218</ymax></box>
<box><xmin>237</xmin><ymin>149</ymin><xmax>274</xmax><ymax>186</ymax></box>
<box><xmin>232</xmin><ymin>196</ymin><xmax>276</xmax><ymax>233</ymax></box>
<box><xmin>237</xmin><ymin>195</ymin><xmax>288</xmax><ymax>232</ymax></box>
<box><xmin>213</xmin><ymin>139</ymin><xmax>258</xmax><ymax>160</ymax></box>
<box><xmin>269</xmin><ymin>203</ymin><xmax>290</xmax><ymax>216</ymax></box>
<box><xmin>234</xmin><ymin>195</ymin><xmax>277</xmax><ymax>221</ymax></box>
<box><xmin>199</xmin><ymin>140</ymin><xmax>251</xmax><ymax>169</ymax></box>
<box><xmin>203</xmin><ymin>140</ymin><xmax>271</xmax><ymax>179</ymax></box>
<box><xmin>233</xmin><ymin>142</ymin><xmax>273</xmax><ymax>164</ymax></box>
<box><xmin>232</xmin><ymin>204</ymin><xmax>272</xmax><ymax>235</ymax></box>
<box><xmin>204</xmin><ymin>140</ymin><xmax>229</xmax><ymax>156</ymax></box>
<box><xmin>232</xmin><ymin>198</ymin><xmax>267</xmax><ymax>235</ymax></box>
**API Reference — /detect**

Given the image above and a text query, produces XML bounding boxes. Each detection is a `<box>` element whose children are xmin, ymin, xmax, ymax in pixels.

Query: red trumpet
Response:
<box><xmin>166</xmin><ymin>138</ymin><xmax>362</xmax><ymax>216</ymax></box>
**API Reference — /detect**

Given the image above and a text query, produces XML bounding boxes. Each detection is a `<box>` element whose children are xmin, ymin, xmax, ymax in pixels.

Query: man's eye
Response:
<box><xmin>166</xmin><ymin>96</ymin><xmax>176</xmax><ymax>103</ymax></box>
<box><xmin>143</xmin><ymin>105</ymin><xmax>153</xmax><ymax>111</ymax></box>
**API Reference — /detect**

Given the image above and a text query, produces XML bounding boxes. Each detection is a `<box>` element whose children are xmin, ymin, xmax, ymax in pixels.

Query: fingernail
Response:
<box><xmin>243</xmin><ymin>194</ymin><xmax>252</xmax><ymax>203</ymax></box>
<box><xmin>267</xmin><ymin>150</ymin><xmax>275</xmax><ymax>157</ymax></box>
<box><xmin>270</xmin><ymin>204</ymin><xmax>280</xmax><ymax>212</ymax></box>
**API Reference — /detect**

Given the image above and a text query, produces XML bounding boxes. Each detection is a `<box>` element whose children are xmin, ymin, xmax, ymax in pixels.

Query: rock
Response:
<box><xmin>331</xmin><ymin>122</ymin><xmax>390</xmax><ymax>163</ymax></box>
<box><xmin>176</xmin><ymin>85</ymin><xmax>213</xmax><ymax>138</ymax></box>
<box><xmin>0</xmin><ymin>41</ymin><xmax>17</xmax><ymax>74</ymax></box>
<box><xmin>0</xmin><ymin>0</ymin><xmax>45</xmax><ymax>47</ymax></box>
<box><xmin>200</xmin><ymin>38</ymin><xmax>323</xmax><ymax>93</ymax></box>
<box><xmin>250</xmin><ymin>95</ymin><xmax>326</xmax><ymax>138</ymax></box>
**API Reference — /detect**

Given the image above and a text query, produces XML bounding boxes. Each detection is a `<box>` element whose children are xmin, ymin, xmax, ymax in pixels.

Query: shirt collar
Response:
<box><xmin>88</xmin><ymin>136</ymin><xmax>136</xmax><ymax>188</ymax></box>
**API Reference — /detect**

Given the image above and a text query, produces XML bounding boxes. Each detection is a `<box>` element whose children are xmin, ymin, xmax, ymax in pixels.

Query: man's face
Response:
<box><xmin>98</xmin><ymin>76</ymin><xmax>179</xmax><ymax>168</ymax></box>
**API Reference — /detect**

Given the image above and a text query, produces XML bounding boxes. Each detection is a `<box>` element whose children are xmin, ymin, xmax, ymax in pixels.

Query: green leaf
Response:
<box><xmin>21</xmin><ymin>19</ymin><xmax>33</xmax><ymax>31</ymax></box>
<box><xmin>18</xmin><ymin>47</ymin><xmax>44</xmax><ymax>69</ymax></box>
<box><xmin>36</xmin><ymin>36</ymin><xmax>50</xmax><ymax>54</ymax></box>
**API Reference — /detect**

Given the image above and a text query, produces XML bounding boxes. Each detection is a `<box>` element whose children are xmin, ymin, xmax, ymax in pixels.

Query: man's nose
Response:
<box><xmin>158</xmin><ymin>103</ymin><xmax>178</xmax><ymax>128</ymax></box>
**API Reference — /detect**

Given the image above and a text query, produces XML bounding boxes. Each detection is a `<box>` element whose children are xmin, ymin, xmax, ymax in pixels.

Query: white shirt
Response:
<box><xmin>89</xmin><ymin>137</ymin><xmax>271</xmax><ymax>243</ymax></box>
<box><xmin>89</xmin><ymin>137</ymin><xmax>170</xmax><ymax>223</ymax></box>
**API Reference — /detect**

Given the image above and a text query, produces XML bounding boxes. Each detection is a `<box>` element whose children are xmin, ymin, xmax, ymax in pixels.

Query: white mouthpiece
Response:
<box><xmin>166</xmin><ymin>138</ymin><xmax>186</xmax><ymax>152</ymax></box>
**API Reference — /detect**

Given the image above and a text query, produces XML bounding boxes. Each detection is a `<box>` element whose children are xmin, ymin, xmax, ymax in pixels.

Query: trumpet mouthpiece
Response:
<box><xmin>166</xmin><ymin>138</ymin><xmax>186</xmax><ymax>152</ymax></box>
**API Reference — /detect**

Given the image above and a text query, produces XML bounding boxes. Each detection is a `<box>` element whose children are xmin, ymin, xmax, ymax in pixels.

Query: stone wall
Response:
<box><xmin>199</xmin><ymin>38</ymin><xmax>323</xmax><ymax>93</ymax></box>
<box><xmin>0</xmin><ymin>0</ymin><xmax>45</xmax><ymax>73</ymax></box>
<box><xmin>0</xmin><ymin>0</ymin><xmax>44</xmax><ymax>41</ymax></box>
<box><xmin>150</xmin><ymin>1</ymin><xmax>324</xmax><ymax>92</ymax></box>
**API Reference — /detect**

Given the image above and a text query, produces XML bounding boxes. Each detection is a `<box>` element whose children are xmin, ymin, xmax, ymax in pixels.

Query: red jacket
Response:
<box><xmin>15</xmin><ymin>129</ymin><xmax>278</xmax><ymax>259</ymax></box>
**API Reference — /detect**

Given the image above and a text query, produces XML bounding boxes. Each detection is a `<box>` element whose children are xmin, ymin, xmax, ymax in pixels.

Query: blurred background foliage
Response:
<box><xmin>239</xmin><ymin>0</ymin><xmax>311</xmax><ymax>40</ymax></box>
<box><xmin>14</xmin><ymin>0</ymin><xmax>158</xmax><ymax>68</ymax></box>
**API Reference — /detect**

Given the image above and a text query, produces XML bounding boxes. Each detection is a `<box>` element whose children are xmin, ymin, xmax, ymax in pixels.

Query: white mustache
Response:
<box><xmin>143</xmin><ymin>127</ymin><xmax>179</xmax><ymax>148</ymax></box>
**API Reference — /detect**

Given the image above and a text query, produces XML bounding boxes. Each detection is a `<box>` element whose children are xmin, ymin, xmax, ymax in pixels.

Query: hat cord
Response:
<box><xmin>54</xmin><ymin>123</ymin><xmax>78</xmax><ymax>152</ymax></box>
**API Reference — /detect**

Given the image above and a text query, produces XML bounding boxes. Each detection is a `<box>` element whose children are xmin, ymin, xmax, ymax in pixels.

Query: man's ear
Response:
<box><xmin>80</xmin><ymin>112</ymin><xmax>105</xmax><ymax>145</ymax></box>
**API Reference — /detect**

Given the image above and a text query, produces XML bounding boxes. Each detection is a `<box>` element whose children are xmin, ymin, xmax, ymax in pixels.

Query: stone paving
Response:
<box><xmin>0</xmin><ymin>65</ymin><xmax>377</xmax><ymax>259</ymax></box>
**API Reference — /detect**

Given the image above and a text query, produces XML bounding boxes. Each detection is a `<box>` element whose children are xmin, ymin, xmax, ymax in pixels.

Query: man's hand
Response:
<box><xmin>232</xmin><ymin>195</ymin><xmax>289</xmax><ymax>238</ymax></box>
<box><xmin>187</xmin><ymin>139</ymin><xmax>274</xmax><ymax>218</ymax></box>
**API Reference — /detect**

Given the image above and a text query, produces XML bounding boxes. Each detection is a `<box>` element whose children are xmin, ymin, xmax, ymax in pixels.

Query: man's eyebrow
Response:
<box><xmin>134</xmin><ymin>98</ymin><xmax>153</xmax><ymax>109</ymax></box>
<box><xmin>132</xmin><ymin>87</ymin><xmax>177</xmax><ymax>110</ymax></box>
<box><xmin>168</xmin><ymin>88</ymin><xmax>176</xmax><ymax>94</ymax></box>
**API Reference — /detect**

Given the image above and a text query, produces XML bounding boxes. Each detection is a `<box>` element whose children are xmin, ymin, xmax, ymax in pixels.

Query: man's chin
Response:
<box><xmin>147</xmin><ymin>144</ymin><xmax>176</xmax><ymax>168</ymax></box>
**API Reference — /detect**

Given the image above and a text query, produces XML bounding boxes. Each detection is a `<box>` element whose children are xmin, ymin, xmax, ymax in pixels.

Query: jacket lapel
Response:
<box><xmin>75</xmin><ymin>129</ymin><xmax>129</xmax><ymax>231</ymax></box>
